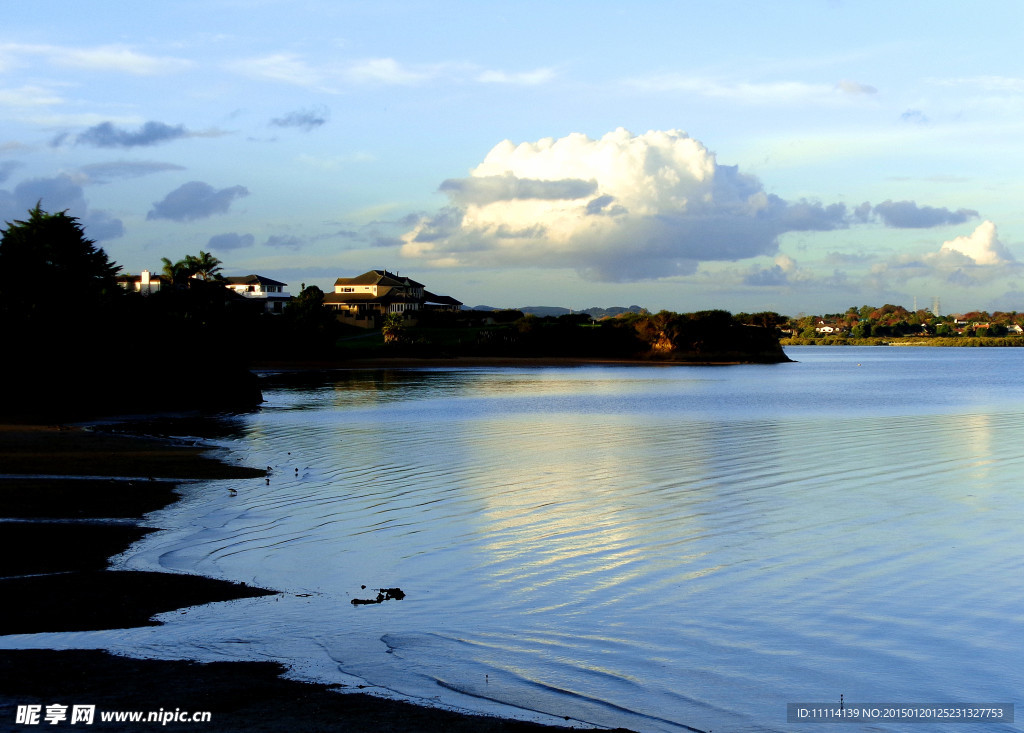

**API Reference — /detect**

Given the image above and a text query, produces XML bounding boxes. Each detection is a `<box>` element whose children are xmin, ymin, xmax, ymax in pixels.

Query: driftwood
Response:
<box><xmin>350</xmin><ymin>587</ymin><xmax>405</xmax><ymax>605</ymax></box>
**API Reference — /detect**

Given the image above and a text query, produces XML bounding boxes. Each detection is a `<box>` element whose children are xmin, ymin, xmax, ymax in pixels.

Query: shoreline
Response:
<box><xmin>254</xmin><ymin>354</ymin><xmax>789</xmax><ymax>371</ymax></box>
<box><xmin>0</xmin><ymin>423</ymin><xmax>612</xmax><ymax>731</ymax></box>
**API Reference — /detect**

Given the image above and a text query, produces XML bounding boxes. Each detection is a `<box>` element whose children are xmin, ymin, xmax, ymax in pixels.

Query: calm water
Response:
<box><xmin>7</xmin><ymin>347</ymin><xmax>1024</xmax><ymax>731</ymax></box>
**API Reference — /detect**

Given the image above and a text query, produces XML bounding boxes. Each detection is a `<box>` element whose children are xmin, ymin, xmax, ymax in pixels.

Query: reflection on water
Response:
<box><xmin>6</xmin><ymin>348</ymin><xmax>1024</xmax><ymax>732</ymax></box>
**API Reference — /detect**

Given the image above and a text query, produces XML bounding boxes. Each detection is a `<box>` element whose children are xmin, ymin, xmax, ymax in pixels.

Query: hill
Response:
<box><xmin>470</xmin><ymin>305</ymin><xmax>648</xmax><ymax>319</ymax></box>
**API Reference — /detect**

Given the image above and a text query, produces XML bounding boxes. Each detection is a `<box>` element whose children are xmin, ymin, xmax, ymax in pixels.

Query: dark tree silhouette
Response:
<box><xmin>0</xmin><ymin>206</ymin><xmax>261</xmax><ymax>419</ymax></box>
<box><xmin>0</xmin><ymin>204</ymin><xmax>121</xmax><ymax>321</ymax></box>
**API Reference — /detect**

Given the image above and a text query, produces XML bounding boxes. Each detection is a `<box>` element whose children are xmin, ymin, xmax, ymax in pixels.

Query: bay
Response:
<box><xmin>7</xmin><ymin>346</ymin><xmax>1023</xmax><ymax>731</ymax></box>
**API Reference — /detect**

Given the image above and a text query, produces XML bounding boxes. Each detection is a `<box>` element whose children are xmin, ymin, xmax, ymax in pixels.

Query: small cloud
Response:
<box><xmin>147</xmin><ymin>181</ymin><xmax>249</xmax><ymax>221</ymax></box>
<box><xmin>228</xmin><ymin>53</ymin><xmax>325</xmax><ymax>89</ymax></box>
<box><xmin>929</xmin><ymin>75</ymin><xmax>1024</xmax><ymax>93</ymax></box>
<box><xmin>207</xmin><ymin>232</ymin><xmax>255</xmax><ymax>250</ymax></box>
<box><xmin>873</xmin><ymin>199</ymin><xmax>978</xmax><ymax>228</ymax></box>
<box><xmin>78</xmin><ymin>161</ymin><xmax>186</xmax><ymax>183</ymax></box>
<box><xmin>0</xmin><ymin>84</ymin><xmax>65</xmax><ymax>109</ymax></box>
<box><xmin>345</xmin><ymin>57</ymin><xmax>434</xmax><ymax>85</ymax></box>
<box><xmin>837</xmin><ymin>80</ymin><xmax>878</xmax><ymax>95</ymax></box>
<box><xmin>623</xmin><ymin>76</ymin><xmax>854</xmax><ymax>105</ymax></box>
<box><xmin>265</xmin><ymin>234</ymin><xmax>304</xmax><ymax>249</ymax></box>
<box><xmin>477</xmin><ymin>68</ymin><xmax>555</xmax><ymax>85</ymax></box>
<box><xmin>76</xmin><ymin>121</ymin><xmax>191</xmax><ymax>148</ymax></box>
<box><xmin>901</xmin><ymin>109</ymin><xmax>929</xmax><ymax>125</ymax></box>
<box><xmin>270</xmin><ymin>107</ymin><xmax>329</xmax><ymax>131</ymax></box>
<box><xmin>0</xmin><ymin>42</ymin><xmax>193</xmax><ymax>75</ymax></box>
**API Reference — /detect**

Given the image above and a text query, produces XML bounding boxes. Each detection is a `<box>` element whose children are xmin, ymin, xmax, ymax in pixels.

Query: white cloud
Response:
<box><xmin>401</xmin><ymin>128</ymin><xmax>849</xmax><ymax>281</ymax></box>
<box><xmin>477</xmin><ymin>68</ymin><xmax>556</xmax><ymax>85</ymax></box>
<box><xmin>228</xmin><ymin>52</ymin><xmax>553</xmax><ymax>90</ymax></box>
<box><xmin>623</xmin><ymin>75</ymin><xmax>874</xmax><ymax>105</ymax></box>
<box><xmin>938</xmin><ymin>221</ymin><xmax>1014</xmax><ymax>265</ymax></box>
<box><xmin>0</xmin><ymin>85</ymin><xmax>65</xmax><ymax>108</ymax></box>
<box><xmin>228</xmin><ymin>53</ymin><xmax>325</xmax><ymax>88</ymax></box>
<box><xmin>929</xmin><ymin>75</ymin><xmax>1024</xmax><ymax>93</ymax></box>
<box><xmin>863</xmin><ymin>221</ymin><xmax>1018</xmax><ymax>296</ymax></box>
<box><xmin>344</xmin><ymin>57</ymin><xmax>436</xmax><ymax>85</ymax></box>
<box><xmin>0</xmin><ymin>43</ymin><xmax>193</xmax><ymax>75</ymax></box>
<box><xmin>836</xmin><ymin>80</ymin><xmax>878</xmax><ymax>95</ymax></box>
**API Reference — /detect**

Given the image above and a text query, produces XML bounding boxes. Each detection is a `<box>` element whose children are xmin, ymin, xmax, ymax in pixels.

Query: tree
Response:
<box><xmin>187</xmin><ymin>251</ymin><xmax>223</xmax><ymax>281</ymax></box>
<box><xmin>381</xmin><ymin>312</ymin><xmax>408</xmax><ymax>344</ymax></box>
<box><xmin>161</xmin><ymin>256</ymin><xmax>192</xmax><ymax>286</ymax></box>
<box><xmin>852</xmin><ymin>322</ymin><xmax>872</xmax><ymax>339</ymax></box>
<box><xmin>161</xmin><ymin>250</ymin><xmax>224</xmax><ymax>285</ymax></box>
<box><xmin>0</xmin><ymin>204</ymin><xmax>121</xmax><ymax>321</ymax></box>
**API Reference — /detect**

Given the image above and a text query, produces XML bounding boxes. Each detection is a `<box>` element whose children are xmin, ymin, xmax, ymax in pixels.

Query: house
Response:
<box><xmin>323</xmin><ymin>270</ymin><xmax>462</xmax><ymax>327</ymax></box>
<box><xmin>116</xmin><ymin>269</ymin><xmax>167</xmax><ymax>295</ymax></box>
<box><xmin>814</xmin><ymin>320</ymin><xmax>844</xmax><ymax>335</ymax></box>
<box><xmin>222</xmin><ymin>275</ymin><xmax>292</xmax><ymax>313</ymax></box>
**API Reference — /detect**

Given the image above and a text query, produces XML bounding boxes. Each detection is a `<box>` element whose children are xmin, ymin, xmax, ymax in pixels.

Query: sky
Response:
<box><xmin>3</xmin><ymin>1</ymin><xmax>1024</xmax><ymax>315</ymax></box>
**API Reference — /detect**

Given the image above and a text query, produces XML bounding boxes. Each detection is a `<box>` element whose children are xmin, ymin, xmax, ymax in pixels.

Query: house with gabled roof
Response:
<box><xmin>323</xmin><ymin>269</ymin><xmax>462</xmax><ymax>327</ymax></box>
<box><xmin>223</xmin><ymin>274</ymin><xmax>292</xmax><ymax>313</ymax></box>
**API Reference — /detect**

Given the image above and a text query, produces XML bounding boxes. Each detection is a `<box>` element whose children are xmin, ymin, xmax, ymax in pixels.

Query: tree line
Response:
<box><xmin>0</xmin><ymin>205</ymin><xmax>793</xmax><ymax>416</ymax></box>
<box><xmin>0</xmin><ymin>206</ymin><xmax>263</xmax><ymax>419</ymax></box>
<box><xmin>782</xmin><ymin>305</ymin><xmax>1024</xmax><ymax>341</ymax></box>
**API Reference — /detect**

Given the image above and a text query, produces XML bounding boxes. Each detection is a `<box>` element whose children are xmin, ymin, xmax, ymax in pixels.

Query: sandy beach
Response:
<box><xmin>0</xmin><ymin>424</ymin><xmax>608</xmax><ymax>732</ymax></box>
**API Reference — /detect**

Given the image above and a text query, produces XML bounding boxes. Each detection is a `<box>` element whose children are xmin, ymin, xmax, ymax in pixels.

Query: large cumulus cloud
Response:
<box><xmin>400</xmin><ymin>128</ymin><xmax>851</xmax><ymax>281</ymax></box>
<box><xmin>867</xmin><ymin>220</ymin><xmax>1017</xmax><ymax>292</ymax></box>
<box><xmin>937</xmin><ymin>220</ymin><xmax>1014</xmax><ymax>265</ymax></box>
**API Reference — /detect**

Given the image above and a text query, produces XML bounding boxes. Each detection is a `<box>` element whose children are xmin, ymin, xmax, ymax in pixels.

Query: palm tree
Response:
<box><xmin>161</xmin><ymin>256</ymin><xmax>191</xmax><ymax>286</ymax></box>
<box><xmin>187</xmin><ymin>251</ymin><xmax>223</xmax><ymax>281</ymax></box>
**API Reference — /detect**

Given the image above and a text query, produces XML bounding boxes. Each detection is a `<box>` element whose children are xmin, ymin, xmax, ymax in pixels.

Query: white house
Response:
<box><xmin>223</xmin><ymin>275</ymin><xmax>292</xmax><ymax>313</ymax></box>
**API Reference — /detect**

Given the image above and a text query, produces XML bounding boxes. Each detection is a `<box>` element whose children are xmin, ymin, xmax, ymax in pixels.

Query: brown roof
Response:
<box><xmin>224</xmin><ymin>274</ymin><xmax>288</xmax><ymax>287</ymax></box>
<box><xmin>423</xmin><ymin>291</ymin><xmax>463</xmax><ymax>306</ymax></box>
<box><xmin>334</xmin><ymin>270</ymin><xmax>424</xmax><ymax>288</ymax></box>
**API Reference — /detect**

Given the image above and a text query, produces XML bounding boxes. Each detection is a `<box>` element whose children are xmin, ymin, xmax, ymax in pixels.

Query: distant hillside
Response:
<box><xmin>470</xmin><ymin>305</ymin><xmax>648</xmax><ymax>319</ymax></box>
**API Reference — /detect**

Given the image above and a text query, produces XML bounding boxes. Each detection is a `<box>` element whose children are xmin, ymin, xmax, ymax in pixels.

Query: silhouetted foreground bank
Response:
<box><xmin>0</xmin><ymin>345</ymin><xmax>263</xmax><ymax>422</ymax></box>
<box><xmin>0</xmin><ymin>651</ymin><xmax>607</xmax><ymax>733</ymax></box>
<box><xmin>0</xmin><ymin>425</ymin><xmax>626</xmax><ymax>732</ymax></box>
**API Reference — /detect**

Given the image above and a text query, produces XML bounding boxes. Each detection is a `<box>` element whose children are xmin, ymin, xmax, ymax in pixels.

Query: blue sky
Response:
<box><xmin>3</xmin><ymin>1</ymin><xmax>1024</xmax><ymax>315</ymax></box>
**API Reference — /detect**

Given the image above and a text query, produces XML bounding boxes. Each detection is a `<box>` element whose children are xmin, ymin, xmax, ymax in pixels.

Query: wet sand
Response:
<box><xmin>0</xmin><ymin>424</ymin><xmax>601</xmax><ymax>732</ymax></box>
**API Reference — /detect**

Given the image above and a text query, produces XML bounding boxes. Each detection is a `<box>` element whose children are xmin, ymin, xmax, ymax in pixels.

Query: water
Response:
<box><xmin>5</xmin><ymin>346</ymin><xmax>1023</xmax><ymax>731</ymax></box>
